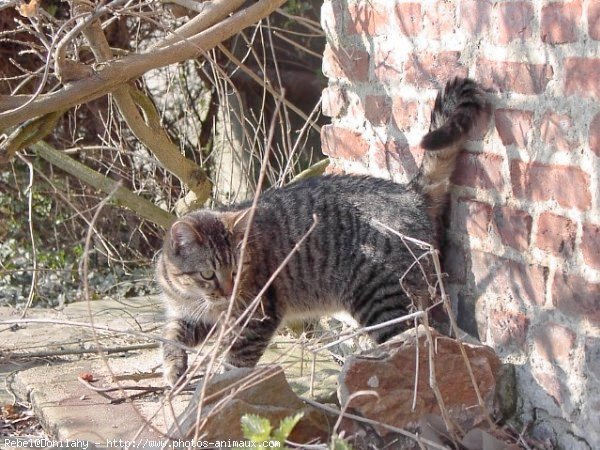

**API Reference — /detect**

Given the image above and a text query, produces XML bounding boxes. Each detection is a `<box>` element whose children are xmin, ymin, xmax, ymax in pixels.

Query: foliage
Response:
<box><xmin>238</xmin><ymin>412</ymin><xmax>303</xmax><ymax>449</ymax></box>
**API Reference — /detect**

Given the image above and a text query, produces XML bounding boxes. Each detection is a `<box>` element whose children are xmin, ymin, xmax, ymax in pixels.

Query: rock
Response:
<box><xmin>173</xmin><ymin>365</ymin><xmax>333</xmax><ymax>444</ymax></box>
<box><xmin>338</xmin><ymin>326</ymin><xmax>502</xmax><ymax>439</ymax></box>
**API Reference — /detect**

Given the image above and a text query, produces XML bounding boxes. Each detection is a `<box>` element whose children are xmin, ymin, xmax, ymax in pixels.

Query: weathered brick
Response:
<box><xmin>347</xmin><ymin>1</ymin><xmax>389</xmax><ymax>36</ymax></box>
<box><xmin>536</xmin><ymin>212</ymin><xmax>577</xmax><ymax>258</ymax></box>
<box><xmin>540</xmin><ymin>112</ymin><xmax>575</xmax><ymax>152</ymax></box>
<box><xmin>471</xmin><ymin>251</ymin><xmax>546</xmax><ymax>307</ymax></box>
<box><xmin>581</xmin><ymin>222</ymin><xmax>600</xmax><ymax>270</ymax></box>
<box><xmin>454</xmin><ymin>198</ymin><xmax>494</xmax><ymax>240</ymax></box>
<box><xmin>404</xmin><ymin>51</ymin><xmax>468</xmax><ymax>89</ymax></box>
<box><xmin>476</xmin><ymin>59</ymin><xmax>554</xmax><ymax>95</ymax></box>
<box><xmin>553</xmin><ymin>271</ymin><xmax>600</xmax><ymax>324</ymax></box>
<box><xmin>372</xmin><ymin>139</ymin><xmax>422</xmax><ymax>178</ymax></box>
<box><xmin>490</xmin><ymin>309</ymin><xmax>530</xmax><ymax>351</ymax></box>
<box><xmin>495</xmin><ymin>109</ymin><xmax>534</xmax><ymax>148</ymax></box>
<box><xmin>532</xmin><ymin>368</ymin><xmax>567</xmax><ymax>404</ymax></box>
<box><xmin>321</xmin><ymin>85</ymin><xmax>346</xmax><ymax>118</ymax></box>
<box><xmin>460</xmin><ymin>0</ymin><xmax>491</xmax><ymax>35</ymax></box>
<box><xmin>373</xmin><ymin>44</ymin><xmax>404</xmax><ymax>83</ymax></box>
<box><xmin>590</xmin><ymin>1</ymin><xmax>600</xmax><ymax>40</ymax></box>
<box><xmin>323</xmin><ymin>44</ymin><xmax>370</xmax><ymax>82</ymax></box>
<box><xmin>394</xmin><ymin>2</ymin><xmax>422</xmax><ymax>36</ymax></box>
<box><xmin>494</xmin><ymin>206</ymin><xmax>532</xmax><ymax>251</ymax></box>
<box><xmin>534</xmin><ymin>323</ymin><xmax>577</xmax><ymax>367</ymax></box>
<box><xmin>452</xmin><ymin>152</ymin><xmax>505</xmax><ymax>191</ymax></box>
<box><xmin>541</xmin><ymin>0</ymin><xmax>582</xmax><ymax>44</ymax></box>
<box><xmin>423</xmin><ymin>0</ymin><xmax>456</xmax><ymax>39</ymax></box>
<box><xmin>590</xmin><ymin>113</ymin><xmax>600</xmax><ymax>157</ymax></box>
<box><xmin>363</xmin><ymin>95</ymin><xmax>391</xmax><ymax>125</ymax></box>
<box><xmin>564</xmin><ymin>57</ymin><xmax>600</xmax><ymax>99</ymax></box>
<box><xmin>510</xmin><ymin>160</ymin><xmax>591</xmax><ymax>211</ymax></box>
<box><xmin>321</xmin><ymin>124</ymin><xmax>369</xmax><ymax>161</ymax></box>
<box><xmin>391</xmin><ymin>97</ymin><xmax>418</xmax><ymax>131</ymax></box>
<box><xmin>493</xmin><ymin>1</ymin><xmax>535</xmax><ymax>45</ymax></box>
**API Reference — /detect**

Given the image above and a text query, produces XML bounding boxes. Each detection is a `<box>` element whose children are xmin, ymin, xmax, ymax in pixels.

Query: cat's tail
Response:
<box><xmin>415</xmin><ymin>77</ymin><xmax>487</xmax><ymax>217</ymax></box>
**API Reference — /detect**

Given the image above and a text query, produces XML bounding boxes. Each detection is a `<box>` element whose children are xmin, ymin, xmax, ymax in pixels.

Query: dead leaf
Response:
<box><xmin>78</xmin><ymin>372</ymin><xmax>96</xmax><ymax>382</ymax></box>
<box><xmin>18</xmin><ymin>0</ymin><xmax>40</xmax><ymax>18</ymax></box>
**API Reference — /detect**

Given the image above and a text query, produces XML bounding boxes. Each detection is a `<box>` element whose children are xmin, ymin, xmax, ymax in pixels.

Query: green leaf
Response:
<box><xmin>241</xmin><ymin>414</ymin><xmax>273</xmax><ymax>443</ymax></box>
<box><xmin>272</xmin><ymin>412</ymin><xmax>303</xmax><ymax>443</ymax></box>
<box><xmin>331</xmin><ymin>436</ymin><xmax>354</xmax><ymax>450</ymax></box>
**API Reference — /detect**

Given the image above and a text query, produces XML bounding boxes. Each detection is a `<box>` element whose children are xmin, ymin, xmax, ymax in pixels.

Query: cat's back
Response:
<box><xmin>255</xmin><ymin>175</ymin><xmax>431</xmax><ymax>240</ymax></box>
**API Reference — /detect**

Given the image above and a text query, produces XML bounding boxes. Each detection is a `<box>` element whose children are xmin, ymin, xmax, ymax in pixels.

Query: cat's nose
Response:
<box><xmin>222</xmin><ymin>278</ymin><xmax>233</xmax><ymax>297</ymax></box>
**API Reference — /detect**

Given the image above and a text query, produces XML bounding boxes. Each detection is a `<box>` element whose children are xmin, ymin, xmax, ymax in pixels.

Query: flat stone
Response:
<box><xmin>338</xmin><ymin>326</ymin><xmax>502</xmax><ymax>439</ymax></box>
<box><xmin>0</xmin><ymin>298</ymin><xmax>342</xmax><ymax>447</ymax></box>
<box><xmin>0</xmin><ymin>297</ymin><xmax>191</xmax><ymax>447</ymax></box>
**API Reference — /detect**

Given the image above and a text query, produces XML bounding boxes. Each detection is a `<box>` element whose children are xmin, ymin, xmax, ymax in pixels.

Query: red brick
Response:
<box><xmin>553</xmin><ymin>271</ymin><xmax>600</xmax><ymax>324</ymax></box>
<box><xmin>493</xmin><ymin>1</ymin><xmax>535</xmax><ymax>45</ymax></box>
<box><xmin>454</xmin><ymin>198</ymin><xmax>494</xmax><ymax>240</ymax></box>
<box><xmin>321</xmin><ymin>86</ymin><xmax>346</xmax><ymax>118</ymax></box>
<box><xmin>536</xmin><ymin>212</ymin><xmax>577</xmax><ymax>258</ymax></box>
<box><xmin>347</xmin><ymin>1</ymin><xmax>389</xmax><ymax>36</ymax></box>
<box><xmin>590</xmin><ymin>113</ymin><xmax>600</xmax><ymax>157</ymax></box>
<box><xmin>363</xmin><ymin>95</ymin><xmax>391</xmax><ymax>125</ymax></box>
<box><xmin>495</xmin><ymin>109</ymin><xmax>534</xmax><ymax>148</ymax></box>
<box><xmin>476</xmin><ymin>59</ymin><xmax>554</xmax><ymax>95</ymax></box>
<box><xmin>395</xmin><ymin>3</ymin><xmax>422</xmax><ymax>36</ymax></box>
<box><xmin>540</xmin><ymin>112</ymin><xmax>575</xmax><ymax>152</ymax></box>
<box><xmin>534</xmin><ymin>323</ymin><xmax>576</xmax><ymax>367</ymax></box>
<box><xmin>321</xmin><ymin>125</ymin><xmax>369</xmax><ymax>161</ymax></box>
<box><xmin>372</xmin><ymin>139</ymin><xmax>422</xmax><ymax>178</ymax></box>
<box><xmin>510</xmin><ymin>160</ymin><xmax>591</xmax><ymax>210</ymax></box>
<box><xmin>373</xmin><ymin>45</ymin><xmax>404</xmax><ymax>83</ymax></box>
<box><xmin>490</xmin><ymin>309</ymin><xmax>529</xmax><ymax>351</ymax></box>
<box><xmin>404</xmin><ymin>51</ymin><xmax>468</xmax><ymax>89</ymax></box>
<box><xmin>423</xmin><ymin>1</ymin><xmax>456</xmax><ymax>39</ymax></box>
<box><xmin>564</xmin><ymin>57</ymin><xmax>600</xmax><ymax>99</ymax></box>
<box><xmin>582</xmin><ymin>222</ymin><xmax>600</xmax><ymax>270</ymax></box>
<box><xmin>452</xmin><ymin>152</ymin><xmax>505</xmax><ymax>191</ymax></box>
<box><xmin>460</xmin><ymin>0</ymin><xmax>491</xmax><ymax>35</ymax></box>
<box><xmin>323</xmin><ymin>44</ymin><xmax>370</xmax><ymax>82</ymax></box>
<box><xmin>541</xmin><ymin>1</ymin><xmax>582</xmax><ymax>44</ymax></box>
<box><xmin>590</xmin><ymin>2</ymin><xmax>600</xmax><ymax>40</ymax></box>
<box><xmin>391</xmin><ymin>97</ymin><xmax>418</xmax><ymax>131</ymax></box>
<box><xmin>471</xmin><ymin>252</ymin><xmax>546</xmax><ymax>307</ymax></box>
<box><xmin>532</xmin><ymin>368</ymin><xmax>566</xmax><ymax>404</ymax></box>
<box><xmin>494</xmin><ymin>206</ymin><xmax>532</xmax><ymax>251</ymax></box>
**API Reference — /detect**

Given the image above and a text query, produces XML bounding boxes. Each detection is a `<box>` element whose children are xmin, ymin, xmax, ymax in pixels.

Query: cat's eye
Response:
<box><xmin>199</xmin><ymin>269</ymin><xmax>215</xmax><ymax>280</ymax></box>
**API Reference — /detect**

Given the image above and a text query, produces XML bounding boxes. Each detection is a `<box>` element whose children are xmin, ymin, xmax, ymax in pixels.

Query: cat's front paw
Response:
<box><xmin>163</xmin><ymin>357</ymin><xmax>187</xmax><ymax>387</ymax></box>
<box><xmin>162</xmin><ymin>345</ymin><xmax>188</xmax><ymax>387</ymax></box>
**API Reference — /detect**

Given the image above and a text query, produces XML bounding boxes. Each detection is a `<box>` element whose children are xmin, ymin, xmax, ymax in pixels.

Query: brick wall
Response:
<box><xmin>320</xmin><ymin>1</ymin><xmax>600</xmax><ymax>448</ymax></box>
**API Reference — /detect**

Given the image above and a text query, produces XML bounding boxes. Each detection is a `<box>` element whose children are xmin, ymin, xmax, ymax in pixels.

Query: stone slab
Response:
<box><xmin>0</xmin><ymin>297</ymin><xmax>342</xmax><ymax>449</ymax></box>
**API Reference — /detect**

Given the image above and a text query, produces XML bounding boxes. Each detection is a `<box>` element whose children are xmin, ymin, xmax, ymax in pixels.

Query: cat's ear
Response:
<box><xmin>221</xmin><ymin>208</ymin><xmax>251</xmax><ymax>241</ymax></box>
<box><xmin>170</xmin><ymin>220</ymin><xmax>202</xmax><ymax>252</ymax></box>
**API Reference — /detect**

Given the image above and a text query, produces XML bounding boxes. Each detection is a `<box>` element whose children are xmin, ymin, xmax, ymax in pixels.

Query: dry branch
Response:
<box><xmin>33</xmin><ymin>141</ymin><xmax>175</xmax><ymax>227</ymax></box>
<box><xmin>75</xmin><ymin>1</ymin><xmax>212</xmax><ymax>208</ymax></box>
<box><xmin>0</xmin><ymin>0</ymin><xmax>287</xmax><ymax>133</ymax></box>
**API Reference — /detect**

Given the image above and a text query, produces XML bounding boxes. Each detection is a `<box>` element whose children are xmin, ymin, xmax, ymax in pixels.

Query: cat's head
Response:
<box><xmin>158</xmin><ymin>210</ymin><xmax>248</xmax><ymax>310</ymax></box>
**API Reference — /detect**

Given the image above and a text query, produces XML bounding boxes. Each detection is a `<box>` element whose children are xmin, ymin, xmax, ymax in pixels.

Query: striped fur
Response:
<box><xmin>158</xmin><ymin>77</ymin><xmax>487</xmax><ymax>386</ymax></box>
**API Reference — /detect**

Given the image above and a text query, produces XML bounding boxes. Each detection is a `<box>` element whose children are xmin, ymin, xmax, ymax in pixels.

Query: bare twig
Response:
<box><xmin>33</xmin><ymin>141</ymin><xmax>175</xmax><ymax>227</ymax></box>
<box><xmin>0</xmin><ymin>0</ymin><xmax>287</xmax><ymax>134</ymax></box>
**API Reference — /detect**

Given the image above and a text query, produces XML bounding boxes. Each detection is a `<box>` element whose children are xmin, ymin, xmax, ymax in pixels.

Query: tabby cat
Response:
<box><xmin>157</xmin><ymin>77</ymin><xmax>486</xmax><ymax>386</ymax></box>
